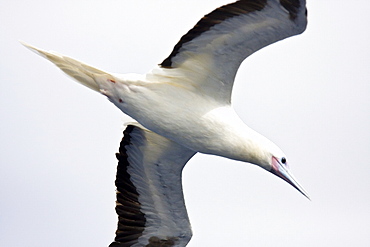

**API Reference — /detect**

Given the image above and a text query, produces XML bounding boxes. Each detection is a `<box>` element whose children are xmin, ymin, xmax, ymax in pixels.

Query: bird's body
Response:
<box><xmin>105</xmin><ymin>76</ymin><xmax>255</xmax><ymax>161</ymax></box>
<box><xmin>23</xmin><ymin>0</ymin><xmax>309</xmax><ymax>246</ymax></box>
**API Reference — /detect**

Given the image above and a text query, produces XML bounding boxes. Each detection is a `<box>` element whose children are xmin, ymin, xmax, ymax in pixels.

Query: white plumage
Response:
<box><xmin>23</xmin><ymin>0</ymin><xmax>309</xmax><ymax>246</ymax></box>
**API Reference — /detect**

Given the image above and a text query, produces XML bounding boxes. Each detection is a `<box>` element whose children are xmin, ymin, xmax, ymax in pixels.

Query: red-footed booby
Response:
<box><xmin>22</xmin><ymin>0</ymin><xmax>309</xmax><ymax>246</ymax></box>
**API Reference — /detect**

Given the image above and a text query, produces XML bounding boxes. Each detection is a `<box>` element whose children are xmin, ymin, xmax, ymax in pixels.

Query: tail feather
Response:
<box><xmin>21</xmin><ymin>41</ymin><xmax>110</xmax><ymax>92</ymax></box>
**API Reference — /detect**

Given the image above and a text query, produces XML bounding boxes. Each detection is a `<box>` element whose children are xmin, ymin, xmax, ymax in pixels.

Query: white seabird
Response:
<box><xmin>22</xmin><ymin>0</ymin><xmax>309</xmax><ymax>246</ymax></box>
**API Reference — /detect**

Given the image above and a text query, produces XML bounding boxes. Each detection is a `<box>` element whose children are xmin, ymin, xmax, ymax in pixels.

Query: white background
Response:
<box><xmin>1</xmin><ymin>0</ymin><xmax>370</xmax><ymax>246</ymax></box>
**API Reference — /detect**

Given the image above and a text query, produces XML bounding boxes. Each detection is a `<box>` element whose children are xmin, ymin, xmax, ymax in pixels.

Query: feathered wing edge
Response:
<box><xmin>109</xmin><ymin>123</ymin><xmax>196</xmax><ymax>247</ymax></box>
<box><xmin>160</xmin><ymin>0</ymin><xmax>306</xmax><ymax>68</ymax></box>
<box><xmin>152</xmin><ymin>0</ymin><xmax>307</xmax><ymax>103</ymax></box>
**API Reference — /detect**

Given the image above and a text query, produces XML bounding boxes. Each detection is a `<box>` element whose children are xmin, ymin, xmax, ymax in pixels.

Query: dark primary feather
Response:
<box><xmin>160</xmin><ymin>0</ymin><xmax>268</xmax><ymax>68</ymax></box>
<box><xmin>110</xmin><ymin>125</ymin><xmax>146</xmax><ymax>247</ymax></box>
<box><xmin>109</xmin><ymin>125</ymin><xmax>195</xmax><ymax>247</ymax></box>
<box><xmin>280</xmin><ymin>0</ymin><xmax>302</xmax><ymax>20</ymax></box>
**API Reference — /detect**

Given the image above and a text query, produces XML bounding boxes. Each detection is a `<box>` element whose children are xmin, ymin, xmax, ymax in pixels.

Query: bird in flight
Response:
<box><xmin>23</xmin><ymin>0</ymin><xmax>309</xmax><ymax>246</ymax></box>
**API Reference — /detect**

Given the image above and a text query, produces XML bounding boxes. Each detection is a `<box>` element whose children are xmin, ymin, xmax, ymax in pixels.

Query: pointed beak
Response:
<box><xmin>271</xmin><ymin>157</ymin><xmax>310</xmax><ymax>200</ymax></box>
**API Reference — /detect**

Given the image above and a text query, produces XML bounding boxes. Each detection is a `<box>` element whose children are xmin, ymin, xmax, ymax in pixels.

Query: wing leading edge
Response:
<box><xmin>154</xmin><ymin>0</ymin><xmax>307</xmax><ymax>103</ymax></box>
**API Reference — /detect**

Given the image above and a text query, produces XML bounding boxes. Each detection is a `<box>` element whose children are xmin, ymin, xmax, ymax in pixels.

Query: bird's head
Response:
<box><xmin>268</xmin><ymin>154</ymin><xmax>310</xmax><ymax>199</ymax></box>
<box><xmin>246</xmin><ymin>135</ymin><xmax>310</xmax><ymax>200</ymax></box>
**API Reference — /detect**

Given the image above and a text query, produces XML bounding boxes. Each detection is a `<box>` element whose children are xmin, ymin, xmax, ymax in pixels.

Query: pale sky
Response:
<box><xmin>1</xmin><ymin>1</ymin><xmax>370</xmax><ymax>246</ymax></box>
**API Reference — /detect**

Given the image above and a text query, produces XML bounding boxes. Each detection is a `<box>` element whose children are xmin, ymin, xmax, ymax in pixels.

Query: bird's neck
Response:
<box><xmin>200</xmin><ymin>106</ymin><xmax>271</xmax><ymax>168</ymax></box>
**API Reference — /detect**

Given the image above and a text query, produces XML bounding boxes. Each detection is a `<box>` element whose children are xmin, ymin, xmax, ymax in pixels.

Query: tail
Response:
<box><xmin>21</xmin><ymin>41</ymin><xmax>114</xmax><ymax>93</ymax></box>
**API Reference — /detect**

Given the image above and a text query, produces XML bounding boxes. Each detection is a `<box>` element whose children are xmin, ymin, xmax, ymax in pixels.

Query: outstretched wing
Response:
<box><xmin>154</xmin><ymin>0</ymin><xmax>307</xmax><ymax>103</ymax></box>
<box><xmin>109</xmin><ymin>124</ymin><xmax>196</xmax><ymax>247</ymax></box>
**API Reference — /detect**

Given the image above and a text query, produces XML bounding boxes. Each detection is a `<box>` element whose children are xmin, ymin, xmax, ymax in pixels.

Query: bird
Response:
<box><xmin>22</xmin><ymin>0</ymin><xmax>309</xmax><ymax>246</ymax></box>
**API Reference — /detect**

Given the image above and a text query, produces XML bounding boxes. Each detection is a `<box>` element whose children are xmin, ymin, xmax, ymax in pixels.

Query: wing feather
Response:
<box><xmin>109</xmin><ymin>124</ymin><xmax>196</xmax><ymax>247</ymax></box>
<box><xmin>154</xmin><ymin>0</ymin><xmax>307</xmax><ymax>103</ymax></box>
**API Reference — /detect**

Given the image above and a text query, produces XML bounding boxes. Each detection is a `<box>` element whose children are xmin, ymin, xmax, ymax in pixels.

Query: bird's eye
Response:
<box><xmin>281</xmin><ymin>157</ymin><xmax>287</xmax><ymax>164</ymax></box>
